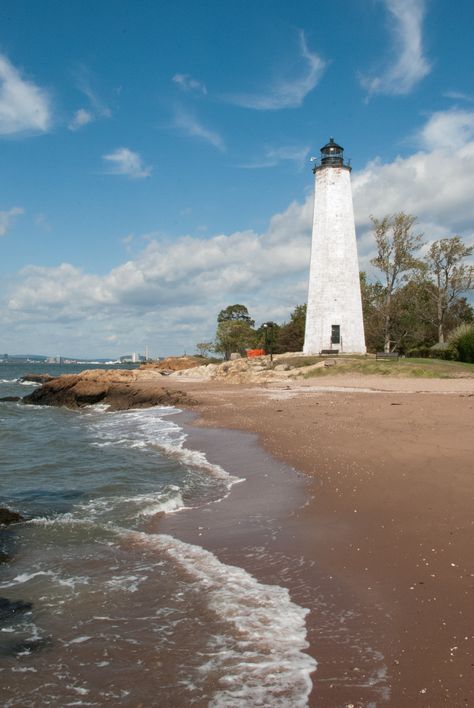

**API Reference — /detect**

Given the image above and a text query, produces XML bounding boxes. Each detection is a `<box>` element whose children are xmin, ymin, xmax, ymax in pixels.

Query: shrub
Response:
<box><xmin>406</xmin><ymin>343</ymin><xmax>457</xmax><ymax>360</ymax></box>
<box><xmin>447</xmin><ymin>323</ymin><xmax>474</xmax><ymax>363</ymax></box>
<box><xmin>406</xmin><ymin>346</ymin><xmax>431</xmax><ymax>358</ymax></box>
<box><xmin>456</xmin><ymin>329</ymin><xmax>474</xmax><ymax>363</ymax></box>
<box><xmin>429</xmin><ymin>342</ymin><xmax>457</xmax><ymax>361</ymax></box>
<box><xmin>447</xmin><ymin>322</ymin><xmax>474</xmax><ymax>343</ymax></box>
<box><xmin>433</xmin><ymin>349</ymin><xmax>457</xmax><ymax>361</ymax></box>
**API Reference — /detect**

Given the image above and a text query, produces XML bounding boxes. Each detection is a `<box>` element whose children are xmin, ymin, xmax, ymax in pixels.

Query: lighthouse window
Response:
<box><xmin>331</xmin><ymin>324</ymin><xmax>340</xmax><ymax>344</ymax></box>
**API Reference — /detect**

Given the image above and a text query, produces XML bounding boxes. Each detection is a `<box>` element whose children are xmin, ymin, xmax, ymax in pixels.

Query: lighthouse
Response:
<box><xmin>303</xmin><ymin>138</ymin><xmax>366</xmax><ymax>354</ymax></box>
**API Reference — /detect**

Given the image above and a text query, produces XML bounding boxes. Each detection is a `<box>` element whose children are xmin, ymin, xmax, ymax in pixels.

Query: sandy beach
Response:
<box><xmin>159</xmin><ymin>374</ymin><xmax>474</xmax><ymax>707</ymax></box>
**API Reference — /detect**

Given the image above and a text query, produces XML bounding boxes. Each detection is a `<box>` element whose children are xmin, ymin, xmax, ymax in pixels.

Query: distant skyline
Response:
<box><xmin>1</xmin><ymin>0</ymin><xmax>473</xmax><ymax>358</ymax></box>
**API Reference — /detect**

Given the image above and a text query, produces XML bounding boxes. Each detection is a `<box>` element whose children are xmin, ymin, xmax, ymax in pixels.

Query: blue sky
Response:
<box><xmin>1</xmin><ymin>0</ymin><xmax>473</xmax><ymax>357</ymax></box>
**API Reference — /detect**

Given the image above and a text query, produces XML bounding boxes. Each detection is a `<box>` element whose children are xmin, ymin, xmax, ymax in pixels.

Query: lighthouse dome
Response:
<box><xmin>320</xmin><ymin>137</ymin><xmax>344</xmax><ymax>153</ymax></box>
<box><xmin>316</xmin><ymin>137</ymin><xmax>351</xmax><ymax>170</ymax></box>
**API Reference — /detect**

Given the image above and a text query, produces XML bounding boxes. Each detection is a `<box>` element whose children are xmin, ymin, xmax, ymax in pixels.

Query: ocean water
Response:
<box><xmin>0</xmin><ymin>363</ymin><xmax>316</xmax><ymax>706</ymax></box>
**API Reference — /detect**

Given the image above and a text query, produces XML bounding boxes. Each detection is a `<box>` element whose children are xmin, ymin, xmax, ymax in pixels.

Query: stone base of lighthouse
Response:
<box><xmin>303</xmin><ymin>164</ymin><xmax>366</xmax><ymax>355</ymax></box>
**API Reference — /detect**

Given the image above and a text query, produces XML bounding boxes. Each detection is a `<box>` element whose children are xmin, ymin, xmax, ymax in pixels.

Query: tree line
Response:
<box><xmin>196</xmin><ymin>213</ymin><xmax>473</xmax><ymax>359</ymax></box>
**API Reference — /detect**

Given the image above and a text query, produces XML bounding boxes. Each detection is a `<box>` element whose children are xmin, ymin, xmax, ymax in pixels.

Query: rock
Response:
<box><xmin>22</xmin><ymin>370</ymin><xmax>196</xmax><ymax>411</ymax></box>
<box><xmin>0</xmin><ymin>597</ymin><xmax>32</xmax><ymax>621</ymax></box>
<box><xmin>0</xmin><ymin>552</ymin><xmax>12</xmax><ymax>564</ymax></box>
<box><xmin>274</xmin><ymin>364</ymin><xmax>290</xmax><ymax>371</ymax></box>
<box><xmin>19</xmin><ymin>373</ymin><xmax>55</xmax><ymax>384</ymax></box>
<box><xmin>11</xmin><ymin>637</ymin><xmax>50</xmax><ymax>655</ymax></box>
<box><xmin>0</xmin><ymin>636</ymin><xmax>52</xmax><ymax>658</ymax></box>
<box><xmin>324</xmin><ymin>359</ymin><xmax>337</xmax><ymax>367</ymax></box>
<box><xmin>140</xmin><ymin>356</ymin><xmax>203</xmax><ymax>372</ymax></box>
<box><xmin>0</xmin><ymin>396</ymin><xmax>21</xmax><ymax>402</ymax></box>
<box><xmin>0</xmin><ymin>508</ymin><xmax>24</xmax><ymax>526</ymax></box>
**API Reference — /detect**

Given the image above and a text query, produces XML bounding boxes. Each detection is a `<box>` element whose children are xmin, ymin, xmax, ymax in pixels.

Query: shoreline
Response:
<box><xmin>9</xmin><ymin>368</ymin><xmax>474</xmax><ymax>704</ymax></box>
<box><xmin>153</xmin><ymin>411</ymin><xmax>390</xmax><ymax>706</ymax></box>
<box><xmin>160</xmin><ymin>376</ymin><xmax>474</xmax><ymax>707</ymax></box>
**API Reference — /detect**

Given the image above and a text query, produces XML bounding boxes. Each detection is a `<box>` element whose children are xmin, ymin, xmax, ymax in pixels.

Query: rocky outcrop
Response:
<box><xmin>0</xmin><ymin>598</ymin><xmax>32</xmax><ymax>621</ymax></box>
<box><xmin>19</xmin><ymin>373</ymin><xmax>55</xmax><ymax>384</ymax></box>
<box><xmin>0</xmin><ymin>508</ymin><xmax>24</xmax><ymax>526</ymax></box>
<box><xmin>168</xmin><ymin>353</ymin><xmax>340</xmax><ymax>383</ymax></box>
<box><xmin>0</xmin><ymin>396</ymin><xmax>21</xmax><ymax>403</ymax></box>
<box><xmin>140</xmin><ymin>356</ymin><xmax>204</xmax><ymax>373</ymax></box>
<box><xmin>22</xmin><ymin>369</ymin><xmax>195</xmax><ymax>411</ymax></box>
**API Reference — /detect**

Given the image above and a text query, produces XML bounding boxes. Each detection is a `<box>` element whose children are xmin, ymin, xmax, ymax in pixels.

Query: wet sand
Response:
<box><xmin>160</xmin><ymin>375</ymin><xmax>474</xmax><ymax>707</ymax></box>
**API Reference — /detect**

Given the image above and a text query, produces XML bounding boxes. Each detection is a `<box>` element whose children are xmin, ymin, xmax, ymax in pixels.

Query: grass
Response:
<box><xmin>276</xmin><ymin>356</ymin><xmax>325</xmax><ymax>368</ymax></box>
<box><xmin>298</xmin><ymin>356</ymin><xmax>474</xmax><ymax>379</ymax></box>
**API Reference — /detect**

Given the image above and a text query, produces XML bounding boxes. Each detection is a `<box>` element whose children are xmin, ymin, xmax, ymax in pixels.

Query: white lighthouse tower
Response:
<box><xmin>303</xmin><ymin>138</ymin><xmax>366</xmax><ymax>354</ymax></box>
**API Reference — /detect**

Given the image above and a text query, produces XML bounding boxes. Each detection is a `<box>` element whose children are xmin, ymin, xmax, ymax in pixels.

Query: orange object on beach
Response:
<box><xmin>247</xmin><ymin>349</ymin><xmax>266</xmax><ymax>358</ymax></box>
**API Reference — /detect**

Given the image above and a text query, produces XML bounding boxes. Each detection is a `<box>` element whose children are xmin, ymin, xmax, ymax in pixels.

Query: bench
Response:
<box><xmin>376</xmin><ymin>352</ymin><xmax>399</xmax><ymax>361</ymax></box>
<box><xmin>320</xmin><ymin>349</ymin><xmax>339</xmax><ymax>356</ymax></box>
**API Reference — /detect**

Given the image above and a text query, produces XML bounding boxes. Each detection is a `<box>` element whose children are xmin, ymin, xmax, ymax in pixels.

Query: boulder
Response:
<box><xmin>324</xmin><ymin>359</ymin><xmax>338</xmax><ymax>367</ymax></box>
<box><xmin>19</xmin><ymin>373</ymin><xmax>55</xmax><ymax>384</ymax></box>
<box><xmin>0</xmin><ymin>598</ymin><xmax>32</xmax><ymax>621</ymax></box>
<box><xmin>0</xmin><ymin>508</ymin><xmax>24</xmax><ymax>526</ymax></box>
<box><xmin>0</xmin><ymin>396</ymin><xmax>21</xmax><ymax>402</ymax></box>
<box><xmin>22</xmin><ymin>370</ymin><xmax>196</xmax><ymax>411</ymax></box>
<box><xmin>140</xmin><ymin>356</ymin><xmax>203</xmax><ymax>372</ymax></box>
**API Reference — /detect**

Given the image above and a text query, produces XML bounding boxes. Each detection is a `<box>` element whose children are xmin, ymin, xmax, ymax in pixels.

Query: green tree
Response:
<box><xmin>253</xmin><ymin>322</ymin><xmax>280</xmax><ymax>351</ymax></box>
<box><xmin>360</xmin><ymin>272</ymin><xmax>386</xmax><ymax>353</ymax></box>
<box><xmin>389</xmin><ymin>280</ymin><xmax>437</xmax><ymax>353</ymax></box>
<box><xmin>361</xmin><ymin>270</ymin><xmax>474</xmax><ymax>355</ymax></box>
<box><xmin>195</xmin><ymin>342</ymin><xmax>214</xmax><ymax>358</ymax></box>
<box><xmin>275</xmin><ymin>304</ymin><xmax>307</xmax><ymax>352</ymax></box>
<box><xmin>423</xmin><ymin>236</ymin><xmax>474</xmax><ymax>343</ymax></box>
<box><xmin>215</xmin><ymin>305</ymin><xmax>256</xmax><ymax>359</ymax></box>
<box><xmin>370</xmin><ymin>212</ymin><xmax>424</xmax><ymax>352</ymax></box>
<box><xmin>217</xmin><ymin>304</ymin><xmax>255</xmax><ymax>326</ymax></box>
<box><xmin>443</xmin><ymin>296</ymin><xmax>474</xmax><ymax>332</ymax></box>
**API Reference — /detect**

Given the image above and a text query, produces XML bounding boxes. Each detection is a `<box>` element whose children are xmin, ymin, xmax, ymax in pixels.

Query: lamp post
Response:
<box><xmin>263</xmin><ymin>321</ymin><xmax>275</xmax><ymax>363</ymax></box>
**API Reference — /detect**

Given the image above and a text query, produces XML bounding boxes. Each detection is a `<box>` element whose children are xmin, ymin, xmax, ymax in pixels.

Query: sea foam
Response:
<box><xmin>88</xmin><ymin>406</ymin><xmax>242</xmax><ymax>487</ymax></box>
<box><xmin>134</xmin><ymin>531</ymin><xmax>317</xmax><ymax>707</ymax></box>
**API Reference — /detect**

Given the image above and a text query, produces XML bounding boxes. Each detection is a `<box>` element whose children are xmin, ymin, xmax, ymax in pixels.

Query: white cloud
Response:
<box><xmin>360</xmin><ymin>0</ymin><xmax>430</xmax><ymax>96</ymax></box>
<box><xmin>172</xmin><ymin>73</ymin><xmax>207</xmax><ymax>95</ymax></box>
<box><xmin>103</xmin><ymin>147</ymin><xmax>152</xmax><ymax>179</ymax></box>
<box><xmin>239</xmin><ymin>144</ymin><xmax>310</xmax><ymax>169</ymax></box>
<box><xmin>35</xmin><ymin>213</ymin><xmax>51</xmax><ymax>232</ymax></box>
<box><xmin>0</xmin><ymin>207</ymin><xmax>24</xmax><ymax>236</ymax></box>
<box><xmin>352</xmin><ymin>116</ymin><xmax>474</xmax><ymax>236</ymax></box>
<box><xmin>443</xmin><ymin>91</ymin><xmax>474</xmax><ymax>103</ymax></box>
<box><xmin>68</xmin><ymin>108</ymin><xmax>93</xmax><ymax>131</ymax></box>
<box><xmin>173</xmin><ymin>108</ymin><xmax>225</xmax><ymax>151</ymax></box>
<box><xmin>67</xmin><ymin>65</ymin><xmax>112</xmax><ymax>132</ymax></box>
<box><xmin>4</xmin><ymin>112</ymin><xmax>474</xmax><ymax>357</ymax></box>
<box><xmin>226</xmin><ymin>31</ymin><xmax>326</xmax><ymax>110</ymax></box>
<box><xmin>418</xmin><ymin>109</ymin><xmax>474</xmax><ymax>150</ymax></box>
<box><xmin>0</xmin><ymin>55</ymin><xmax>51</xmax><ymax>135</ymax></box>
<box><xmin>8</xmin><ymin>263</ymin><xmax>110</xmax><ymax>314</ymax></box>
<box><xmin>74</xmin><ymin>64</ymin><xmax>111</xmax><ymax>118</ymax></box>
<box><xmin>351</xmin><ymin>114</ymin><xmax>474</xmax><ymax>271</ymax></box>
<box><xmin>3</xmin><ymin>199</ymin><xmax>313</xmax><ymax>355</ymax></box>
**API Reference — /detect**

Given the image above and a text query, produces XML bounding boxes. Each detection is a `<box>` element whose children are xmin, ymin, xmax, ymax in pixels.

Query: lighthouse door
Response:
<box><xmin>331</xmin><ymin>324</ymin><xmax>340</xmax><ymax>345</ymax></box>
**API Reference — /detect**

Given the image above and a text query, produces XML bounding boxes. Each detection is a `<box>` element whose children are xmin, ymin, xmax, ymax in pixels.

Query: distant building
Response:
<box><xmin>119</xmin><ymin>353</ymin><xmax>146</xmax><ymax>363</ymax></box>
